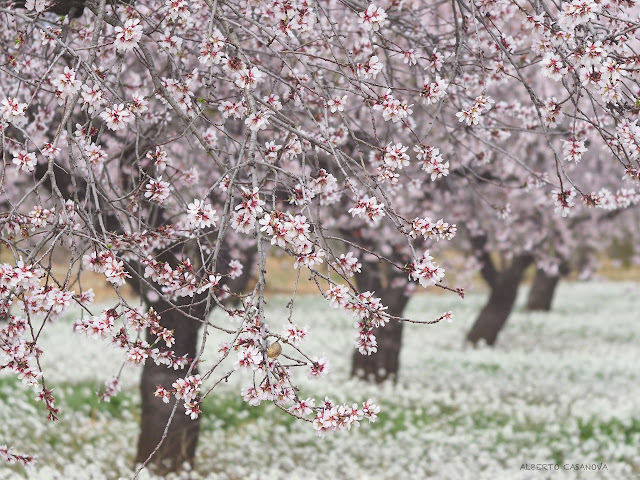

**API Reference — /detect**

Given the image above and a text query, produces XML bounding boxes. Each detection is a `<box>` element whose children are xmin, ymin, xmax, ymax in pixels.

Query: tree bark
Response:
<box><xmin>526</xmin><ymin>269</ymin><xmax>560</xmax><ymax>312</ymax></box>
<box><xmin>134</xmin><ymin>297</ymin><xmax>203</xmax><ymax>474</ymax></box>
<box><xmin>133</xmin><ymin>250</ymin><xmax>254</xmax><ymax>473</ymax></box>
<box><xmin>466</xmin><ymin>254</ymin><xmax>533</xmax><ymax>346</ymax></box>
<box><xmin>12</xmin><ymin>0</ymin><xmax>87</xmax><ymax>17</ymax></box>
<box><xmin>350</xmin><ymin>259</ymin><xmax>410</xmax><ymax>383</ymax></box>
<box><xmin>525</xmin><ymin>261</ymin><xmax>569</xmax><ymax>311</ymax></box>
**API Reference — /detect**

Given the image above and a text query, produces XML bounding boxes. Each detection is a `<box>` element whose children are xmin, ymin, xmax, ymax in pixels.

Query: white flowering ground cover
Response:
<box><xmin>1</xmin><ymin>281</ymin><xmax>640</xmax><ymax>480</ymax></box>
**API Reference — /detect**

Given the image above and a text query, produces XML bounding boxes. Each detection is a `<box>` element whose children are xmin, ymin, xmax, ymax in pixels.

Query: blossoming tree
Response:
<box><xmin>458</xmin><ymin>156</ymin><xmax>638</xmax><ymax>345</ymax></box>
<box><xmin>2</xmin><ymin>0</ymin><xmax>640</xmax><ymax>473</ymax></box>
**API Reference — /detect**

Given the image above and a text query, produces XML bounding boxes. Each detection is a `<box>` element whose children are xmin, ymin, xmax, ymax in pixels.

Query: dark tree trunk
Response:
<box><xmin>350</xmin><ymin>296</ymin><xmax>409</xmax><ymax>383</ymax></box>
<box><xmin>466</xmin><ymin>254</ymin><xmax>533</xmax><ymax>346</ymax></box>
<box><xmin>526</xmin><ymin>269</ymin><xmax>560</xmax><ymax>311</ymax></box>
<box><xmin>12</xmin><ymin>0</ymin><xmax>89</xmax><ymax>17</ymax></box>
<box><xmin>133</xmin><ymin>250</ymin><xmax>254</xmax><ymax>473</ymax></box>
<box><xmin>135</xmin><ymin>297</ymin><xmax>203</xmax><ymax>474</ymax></box>
<box><xmin>526</xmin><ymin>262</ymin><xmax>569</xmax><ymax>312</ymax></box>
<box><xmin>351</xmin><ymin>260</ymin><xmax>410</xmax><ymax>383</ymax></box>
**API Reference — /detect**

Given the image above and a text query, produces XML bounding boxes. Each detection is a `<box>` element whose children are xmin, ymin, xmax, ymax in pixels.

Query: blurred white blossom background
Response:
<box><xmin>1</xmin><ymin>281</ymin><xmax>639</xmax><ymax>480</ymax></box>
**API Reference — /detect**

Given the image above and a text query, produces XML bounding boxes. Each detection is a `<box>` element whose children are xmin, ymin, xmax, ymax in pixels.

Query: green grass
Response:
<box><xmin>0</xmin><ymin>375</ymin><xmax>138</xmax><ymax>420</ymax></box>
<box><xmin>199</xmin><ymin>391</ymin><xmax>296</xmax><ymax>432</ymax></box>
<box><xmin>578</xmin><ymin>417</ymin><xmax>640</xmax><ymax>445</ymax></box>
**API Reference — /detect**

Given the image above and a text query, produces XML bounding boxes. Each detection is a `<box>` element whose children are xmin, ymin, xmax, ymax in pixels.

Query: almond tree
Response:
<box><xmin>462</xmin><ymin>175</ymin><xmax>637</xmax><ymax>346</ymax></box>
<box><xmin>0</xmin><ymin>0</ymin><xmax>456</xmax><ymax>472</ymax></box>
<box><xmin>3</xmin><ymin>0</ymin><xmax>640</xmax><ymax>474</ymax></box>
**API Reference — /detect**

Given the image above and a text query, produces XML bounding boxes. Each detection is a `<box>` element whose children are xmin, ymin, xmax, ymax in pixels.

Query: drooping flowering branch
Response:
<box><xmin>1</xmin><ymin>0</ymin><xmax>639</xmax><ymax>469</ymax></box>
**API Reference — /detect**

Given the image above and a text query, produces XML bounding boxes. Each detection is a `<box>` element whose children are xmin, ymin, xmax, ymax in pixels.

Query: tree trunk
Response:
<box><xmin>135</xmin><ymin>297</ymin><xmax>203</xmax><ymax>474</ymax></box>
<box><xmin>466</xmin><ymin>255</ymin><xmax>533</xmax><ymax>346</ymax></box>
<box><xmin>134</xmin><ymin>250</ymin><xmax>254</xmax><ymax>473</ymax></box>
<box><xmin>526</xmin><ymin>269</ymin><xmax>560</xmax><ymax>311</ymax></box>
<box><xmin>350</xmin><ymin>259</ymin><xmax>410</xmax><ymax>383</ymax></box>
<box><xmin>350</xmin><ymin>296</ymin><xmax>408</xmax><ymax>383</ymax></box>
<box><xmin>13</xmin><ymin>0</ymin><xmax>87</xmax><ymax>17</ymax></box>
<box><xmin>526</xmin><ymin>261</ymin><xmax>569</xmax><ymax>311</ymax></box>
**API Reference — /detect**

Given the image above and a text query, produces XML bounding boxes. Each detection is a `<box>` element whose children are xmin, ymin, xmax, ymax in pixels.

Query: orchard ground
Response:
<box><xmin>1</xmin><ymin>280</ymin><xmax>640</xmax><ymax>480</ymax></box>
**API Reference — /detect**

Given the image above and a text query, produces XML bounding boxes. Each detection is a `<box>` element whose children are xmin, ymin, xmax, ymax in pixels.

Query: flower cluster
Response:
<box><xmin>198</xmin><ymin>29</ymin><xmax>226</xmax><ymax>66</ymax></box>
<box><xmin>75</xmin><ymin>306</ymin><xmax>185</xmax><ymax>372</ymax></box>
<box><xmin>83</xmin><ymin>250</ymin><xmax>131</xmax><ymax>286</ymax></box>
<box><xmin>563</xmin><ymin>139</ymin><xmax>587</xmax><ymax>163</ymax></box>
<box><xmin>259</xmin><ymin>210</ymin><xmax>326</xmax><ymax>269</ymax></box>
<box><xmin>331</xmin><ymin>252</ymin><xmax>362</xmax><ymax>278</ymax></box>
<box><xmin>142</xmin><ymin>257</ymin><xmax>208</xmax><ymax>299</ymax></box>
<box><xmin>420</xmin><ymin>76</ymin><xmax>448</xmax><ymax>105</ymax></box>
<box><xmin>98</xmin><ymin>378</ymin><xmax>122</xmax><ymax>402</ymax></box>
<box><xmin>282</xmin><ymin>323</ymin><xmax>309</xmax><ymax>346</ymax></box>
<box><xmin>410</xmin><ymin>217</ymin><xmax>457</xmax><ymax>241</ymax></box>
<box><xmin>355</xmin><ymin>55</ymin><xmax>384</xmax><ymax>80</ymax></box>
<box><xmin>1</xmin><ymin>97</ymin><xmax>27</xmax><ymax>125</ymax></box>
<box><xmin>145</xmin><ymin>177</ymin><xmax>172</xmax><ymax>204</ymax></box>
<box><xmin>540</xmin><ymin>54</ymin><xmax>568</xmax><ymax>82</ymax></box>
<box><xmin>414</xmin><ymin>145</ymin><xmax>449</xmax><ymax>181</ymax></box>
<box><xmin>154</xmin><ymin>375</ymin><xmax>203</xmax><ymax>419</ymax></box>
<box><xmin>0</xmin><ymin>260</ymin><xmax>90</xmax><ymax>423</ymax></box>
<box><xmin>552</xmin><ymin>188</ymin><xmax>577</xmax><ymax>217</ymax></box>
<box><xmin>323</xmin><ymin>285</ymin><xmax>389</xmax><ymax>355</ymax></box>
<box><xmin>313</xmin><ymin>397</ymin><xmax>380</xmax><ymax>437</ymax></box>
<box><xmin>348</xmin><ymin>196</ymin><xmax>385</xmax><ymax>224</ymax></box>
<box><xmin>101</xmin><ymin>104</ymin><xmax>133</xmax><ymax>130</ymax></box>
<box><xmin>409</xmin><ymin>251</ymin><xmax>445</xmax><ymax>288</ymax></box>
<box><xmin>12</xmin><ymin>150</ymin><xmax>37</xmax><ymax>173</ymax></box>
<box><xmin>73</xmin><ymin>309</ymin><xmax>117</xmax><ymax>339</ymax></box>
<box><xmin>51</xmin><ymin>67</ymin><xmax>81</xmax><ymax>101</ymax></box>
<box><xmin>374</xmin><ymin>90</ymin><xmax>413</xmax><ymax>123</ymax></box>
<box><xmin>359</xmin><ymin>4</ymin><xmax>387</xmax><ymax>32</ymax></box>
<box><xmin>186</xmin><ymin>199</ymin><xmax>219</xmax><ymax>229</ymax></box>
<box><xmin>114</xmin><ymin>18</ymin><xmax>143</xmax><ymax>51</ymax></box>
<box><xmin>456</xmin><ymin>95</ymin><xmax>495</xmax><ymax>126</ymax></box>
<box><xmin>0</xmin><ymin>445</ymin><xmax>36</xmax><ymax>467</ymax></box>
<box><xmin>231</xmin><ymin>187</ymin><xmax>265</xmax><ymax>234</ymax></box>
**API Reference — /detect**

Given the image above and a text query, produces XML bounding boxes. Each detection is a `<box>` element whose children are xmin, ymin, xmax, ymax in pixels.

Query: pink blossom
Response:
<box><xmin>283</xmin><ymin>323</ymin><xmax>309</xmax><ymax>346</ymax></box>
<box><xmin>228</xmin><ymin>259</ymin><xmax>243</xmax><ymax>279</ymax></box>
<box><xmin>326</xmin><ymin>284</ymin><xmax>350</xmax><ymax>309</ymax></box>
<box><xmin>12</xmin><ymin>151</ymin><xmax>37</xmax><ymax>173</ymax></box>
<box><xmin>349</xmin><ymin>196</ymin><xmax>385</xmax><ymax>224</ymax></box>
<box><xmin>410</xmin><ymin>251</ymin><xmax>445</xmax><ymax>288</ymax></box>
<box><xmin>359</xmin><ymin>4</ymin><xmax>387</xmax><ymax>31</ymax></box>
<box><xmin>540</xmin><ymin>54</ymin><xmax>568</xmax><ymax>81</ymax></box>
<box><xmin>235</xmin><ymin>67</ymin><xmax>263</xmax><ymax>90</ymax></box>
<box><xmin>51</xmin><ymin>67</ymin><xmax>81</xmax><ymax>98</ymax></box>
<box><xmin>327</xmin><ymin>95</ymin><xmax>347</xmax><ymax>113</ymax></box>
<box><xmin>199</xmin><ymin>30</ymin><xmax>226</xmax><ymax>65</ymax></box>
<box><xmin>420</xmin><ymin>76</ymin><xmax>448</xmax><ymax>105</ymax></box>
<box><xmin>291</xmin><ymin>397</ymin><xmax>315</xmax><ymax>416</ymax></box>
<box><xmin>245</xmin><ymin>111</ymin><xmax>270</xmax><ymax>131</ymax></box>
<box><xmin>114</xmin><ymin>18</ymin><xmax>143</xmax><ymax>51</ymax></box>
<box><xmin>235</xmin><ymin>346</ymin><xmax>262</xmax><ymax>371</ymax></box>
<box><xmin>101</xmin><ymin>104</ymin><xmax>133</xmax><ymax>131</ymax></box>
<box><xmin>553</xmin><ymin>188</ymin><xmax>577</xmax><ymax>217</ymax></box>
<box><xmin>145</xmin><ymin>177</ymin><xmax>171</xmax><ymax>204</ymax></box>
<box><xmin>186</xmin><ymin>199</ymin><xmax>218</xmax><ymax>229</ymax></box>
<box><xmin>1</xmin><ymin>97</ymin><xmax>27</xmax><ymax>124</ymax></box>
<box><xmin>356</xmin><ymin>55</ymin><xmax>383</xmax><ymax>80</ymax></box>
<box><xmin>562</xmin><ymin>138</ymin><xmax>587</xmax><ymax>163</ymax></box>
<box><xmin>307</xmin><ymin>354</ymin><xmax>330</xmax><ymax>379</ymax></box>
